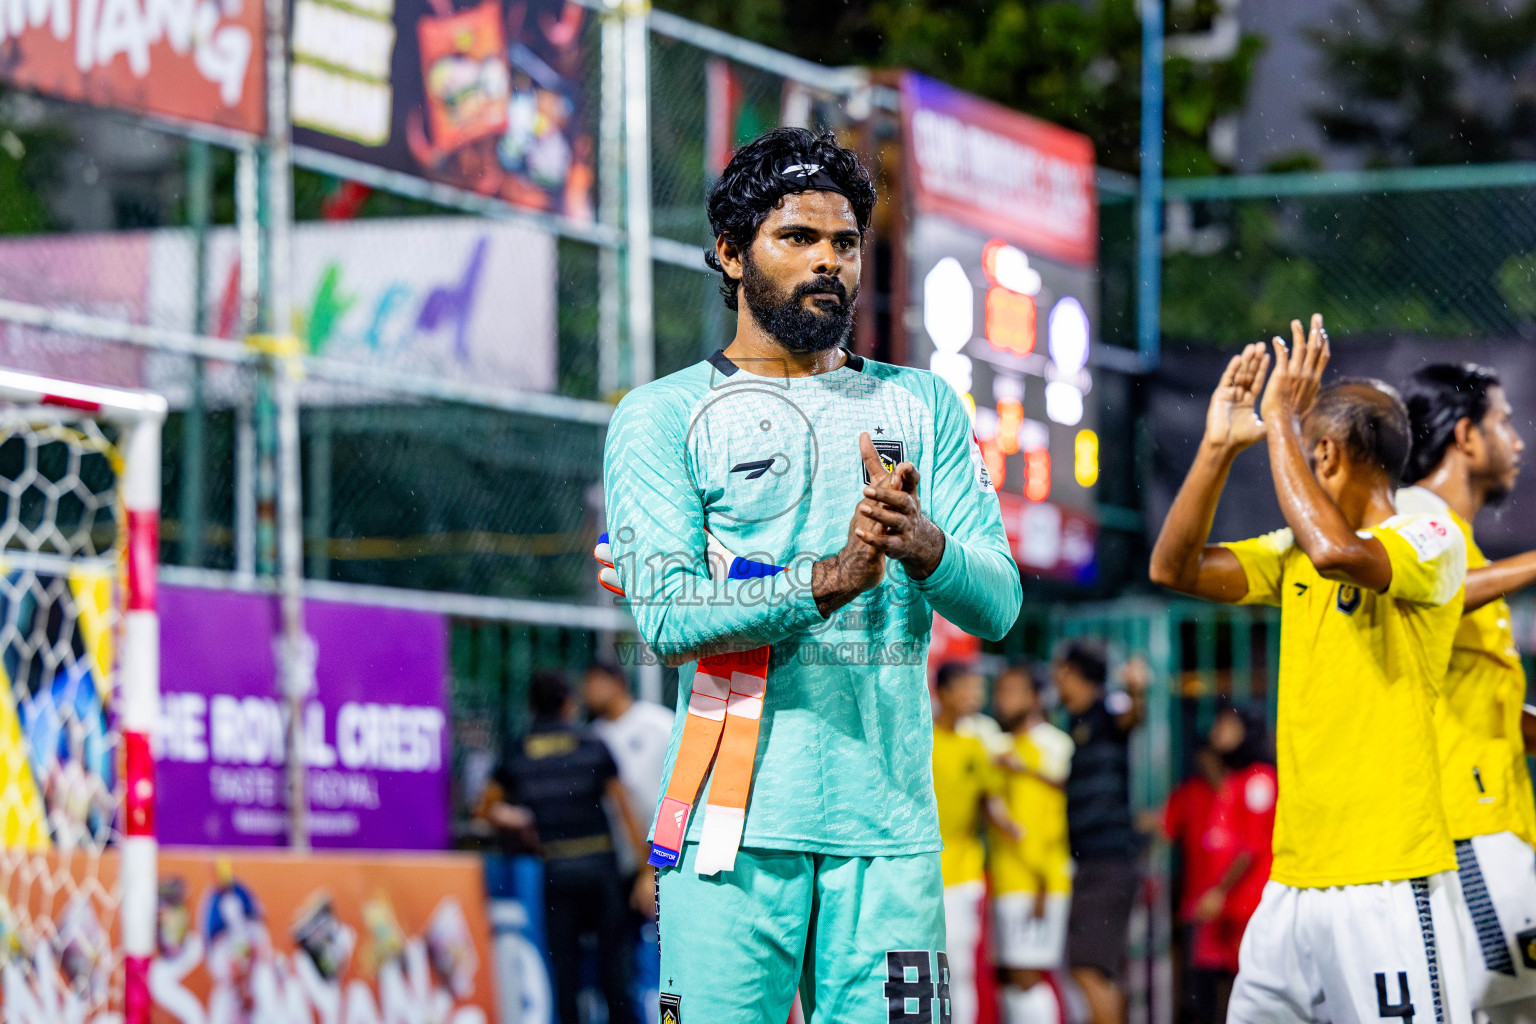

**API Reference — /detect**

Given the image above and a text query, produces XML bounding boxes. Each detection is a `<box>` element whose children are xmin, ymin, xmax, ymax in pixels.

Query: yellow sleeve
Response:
<box><xmin>1220</xmin><ymin>528</ymin><xmax>1295</xmax><ymax>607</ymax></box>
<box><xmin>1368</xmin><ymin>513</ymin><xmax>1467</xmax><ymax>607</ymax></box>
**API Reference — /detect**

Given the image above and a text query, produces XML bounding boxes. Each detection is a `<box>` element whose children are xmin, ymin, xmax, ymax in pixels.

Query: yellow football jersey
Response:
<box><xmin>989</xmin><ymin>721</ymin><xmax>1074</xmax><ymax>896</ymax></box>
<box><xmin>1224</xmin><ymin>512</ymin><xmax>1465</xmax><ymax>888</ymax></box>
<box><xmin>932</xmin><ymin>726</ymin><xmax>1000</xmax><ymax>886</ymax></box>
<box><xmin>1398</xmin><ymin>489</ymin><xmax>1536</xmax><ymax>846</ymax></box>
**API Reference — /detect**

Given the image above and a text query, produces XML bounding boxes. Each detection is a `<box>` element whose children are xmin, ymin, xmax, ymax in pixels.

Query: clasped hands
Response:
<box><xmin>820</xmin><ymin>433</ymin><xmax>946</xmax><ymax>602</ymax></box>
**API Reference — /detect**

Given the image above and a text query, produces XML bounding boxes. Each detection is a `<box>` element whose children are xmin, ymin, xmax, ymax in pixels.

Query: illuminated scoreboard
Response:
<box><xmin>897</xmin><ymin>73</ymin><xmax>1101</xmax><ymax>583</ymax></box>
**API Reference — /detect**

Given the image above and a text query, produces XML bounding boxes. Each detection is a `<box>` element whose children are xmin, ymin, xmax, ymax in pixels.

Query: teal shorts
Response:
<box><xmin>657</xmin><ymin>842</ymin><xmax>949</xmax><ymax>1024</ymax></box>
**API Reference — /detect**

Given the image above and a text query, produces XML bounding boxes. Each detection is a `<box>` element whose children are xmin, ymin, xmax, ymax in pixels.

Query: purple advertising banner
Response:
<box><xmin>156</xmin><ymin>584</ymin><xmax>450</xmax><ymax>850</ymax></box>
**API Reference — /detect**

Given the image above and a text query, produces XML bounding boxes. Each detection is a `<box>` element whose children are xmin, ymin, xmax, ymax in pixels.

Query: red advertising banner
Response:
<box><xmin>0</xmin><ymin>0</ymin><xmax>266</xmax><ymax>134</ymax></box>
<box><xmin>2</xmin><ymin>849</ymin><xmax>495</xmax><ymax>1023</ymax></box>
<box><xmin>900</xmin><ymin>72</ymin><xmax>1097</xmax><ymax>266</ymax></box>
<box><xmin>998</xmin><ymin>490</ymin><xmax>1099</xmax><ymax>584</ymax></box>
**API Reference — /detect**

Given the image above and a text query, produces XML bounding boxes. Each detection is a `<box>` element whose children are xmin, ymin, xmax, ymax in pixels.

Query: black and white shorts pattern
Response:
<box><xmin>1227</xmin><ymin>873</ymin><xmax>1472</xmax><ymax>1024</ymax></box>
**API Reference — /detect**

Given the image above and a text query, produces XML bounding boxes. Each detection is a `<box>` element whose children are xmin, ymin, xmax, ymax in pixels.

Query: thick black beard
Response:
<box><xmin>740</xmin><ymin>251</ymin><xmax>857</xmax><ymax>354</ymax></box>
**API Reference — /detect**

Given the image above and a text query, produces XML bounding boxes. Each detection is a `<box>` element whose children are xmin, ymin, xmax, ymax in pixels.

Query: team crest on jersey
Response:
<box><xmin>1519</xmin><ymin>927</ymin><xmax>1536</xmax><ymax>968</ymax></box>
<box><xmin>864</xmin><ymin>439</ymin><xmax>907</xmax><ymax>483</ymax></box>
<box><xmin>660</xmin><ymin>992</ymin><xmax>682</xmax><ymax>1024</ymax></box>
<box><xmin>1336</xmin><ymin>585</ymin><xmax>1362</xmax><ymax>615</ymax></box>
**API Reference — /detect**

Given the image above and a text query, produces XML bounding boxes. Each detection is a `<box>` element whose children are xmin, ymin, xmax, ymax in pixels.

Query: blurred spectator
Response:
<box><xmin>584</xmin><ymin>661</ymin><xmax>671</xmax><ymax>1020</ymax></box>
<box><xmin>488</xmin><ymin>671</ymin><xmax>649</xmax><ymax>1024</ymax></box>
<box><xmin>1057</xmin><ymin>643</ymin><xmax>1147</xmax><ymax>1024</ymax></box>
<box><xmin>1190</xmin><ymin>704</ymin><xmax>1277</xmax><ymax>1020</ymax></box>
<box><xmin>988</xmin><ymin>664</ymin><xmax>1074</xmax><ymax>1024</ymax></box>
<box><xmin>1160</xmin><ymin>743</ymin><xmax>1227</xmax><ymax>1024</ymax></box>
<box><xmin>584</xmin><ymin>662</ymin><xmax>674</xmax><ymax>873</ymax></box>
<box><xmin>933</xmin><ymin>662</ymin><xmax>1019</xmax><ymax>1024</ymax></box>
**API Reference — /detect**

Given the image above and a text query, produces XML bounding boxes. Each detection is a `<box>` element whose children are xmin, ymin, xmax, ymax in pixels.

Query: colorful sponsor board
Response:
<box><xmin>157</xmin><ymin>583</ymin><xmax>451</xmax><ymax>850</ymax></box>
<box><xmin>0</xmin><ymin>848</ymin><xmax>496</xmax><ymax>1023</ymax></box>
<box><xmin>290</xmin><ymin>0</ymin><xmax>594</xmax><ymax>221</ymax></box>
<box><xmin>0</xmin><ymin>217</ymin><xmax>558</xmax><ymax>397</ymax></box>
<box><xmin>0</xmin><ymin>0</ymin><xmax>265</xmax><ymax>134</ymax></box>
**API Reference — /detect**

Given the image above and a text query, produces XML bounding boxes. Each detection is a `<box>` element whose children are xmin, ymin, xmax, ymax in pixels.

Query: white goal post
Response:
<box><xmin>0</xmin><ymin>369</ymin><xmax>164</xmax><ymax>1024</ymax></box>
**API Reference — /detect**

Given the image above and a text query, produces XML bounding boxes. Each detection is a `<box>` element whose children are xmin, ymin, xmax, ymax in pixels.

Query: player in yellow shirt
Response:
<box><xmin>1150</xmin><ymin>315</ymin><xmax>1471</xmax><ymax>1024</ymax></box>
<box><xmin>988</xmin><ymin>664</ymin><xmax>1074</xmax><ymax>1024</ymax></box>
<box><xmin>1398</xmin><ymin>363</ymin><xmax>1536</xmax><ymax>1021</ymax></box>
<box><xmin>933</xmin><ymin>662</ymin><xmax>1017</xmax><ymax>1024</ymax></box>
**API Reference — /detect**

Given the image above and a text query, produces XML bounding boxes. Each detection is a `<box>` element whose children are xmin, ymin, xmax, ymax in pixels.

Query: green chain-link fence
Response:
<box><xmin>1161</xmin><ymin>173</ymin><xmax>1536</xmax><ymax>348</ymax></box>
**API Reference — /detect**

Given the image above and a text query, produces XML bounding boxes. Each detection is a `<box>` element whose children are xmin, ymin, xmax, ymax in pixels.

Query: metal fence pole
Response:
<box><xmin>235</xmin><ymin>145</ymin><xmax>262</xmax><ymax>584</ymax></box>
<box><xmin>1137</xmin><ymin>0</ymin><xmax>1164</xmax><ymax>370</ymax></box>
<box><xmin>626</xmin><ymin>0</ymin><xmax>663</xmax><ymax>703</ymax></box>
<box><xmin>182</xmin><ymin>141</ymin><xmax>212</xmax><ymax>569</ymax></box>
<box><xmin>600</xmin><ymin>2</ymin><xmax>625</xmax><ymax>398</ymax></box>
<box><xmin>623</xmin><ymin>0</ymin><xmax>654</xmax><ymax>388</ymax></box>
<box><xmin>263</xmin><ymin>0</ymin><xmax>314</xmax><ymax>853</ymax></box>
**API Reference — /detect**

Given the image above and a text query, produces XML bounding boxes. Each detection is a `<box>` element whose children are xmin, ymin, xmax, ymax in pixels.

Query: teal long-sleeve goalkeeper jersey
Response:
<box><xmin>603</xmin><ymin>348</ymin><xmax>1023</xmax><ymax>857</ymax></box>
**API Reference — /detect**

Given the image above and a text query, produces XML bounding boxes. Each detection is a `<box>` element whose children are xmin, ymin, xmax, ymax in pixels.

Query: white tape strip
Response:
<box><xmin>693</xmin><ymin>671</ymin><xmax>732</xmax><ymax>700</ymax></box>
<box><xmin>687</xmin><ymin>691</ymin><xmax>728</xmax><ymax>721</ymax></box>
<box><xmin>726</xmin><ymin>692</ymin><xmax>763</xmax><ymax>721</ymax></box>
<box><xmin>694</xmin><ymin>804</ymin><xmax>746</xmax><ymax>876</ymax></box>
<box><xmin>731</xmin><ymin>670</ymin><xmax>766</xmax><ymax>698</ymax></box>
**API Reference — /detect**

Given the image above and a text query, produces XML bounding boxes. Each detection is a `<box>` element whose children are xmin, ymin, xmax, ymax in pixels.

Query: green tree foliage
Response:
<box><xmin>657</xmin><ymin>0</ymin><xmax>1261</xmax><ymax>175</ymax></box>
<box><xmin>1311</xmin><ymin>0</ymin><xmax>1536</xmax><ymax>166</ymax></box>
<box><xmin>0</xmin><ymin>93</ymin><xmax>69</xmax><ymax>235</ymax></box>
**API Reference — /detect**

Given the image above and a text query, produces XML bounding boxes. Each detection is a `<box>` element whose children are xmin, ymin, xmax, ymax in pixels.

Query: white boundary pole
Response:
<box><xmin>0</xmin><ymin>369</ymin><xmax>166</xmax><ymax>1024</ymax></box>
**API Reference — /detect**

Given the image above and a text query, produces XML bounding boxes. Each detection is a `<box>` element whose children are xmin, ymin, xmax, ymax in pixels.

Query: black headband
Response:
<box><xmin>776</xmin><ymin>161</ymin><xmax>853</xmax><ymax>203</ymax></box>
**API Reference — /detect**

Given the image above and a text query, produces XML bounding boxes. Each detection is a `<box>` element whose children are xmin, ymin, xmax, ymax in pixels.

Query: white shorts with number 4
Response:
<box><xmin>1446</xmin><ymin>831</ymin><xmax>1536</xmax><ymax>1015</ymax></box>
<box><xmin>1228</xmin><ymin>873</ymin><xmax>1472</xmax><ymax>1024</ymax></box>
<box><xmin>993</xmin><ymin>892</ymin><xmax>1070</xmax><ymax>970</ymax></box>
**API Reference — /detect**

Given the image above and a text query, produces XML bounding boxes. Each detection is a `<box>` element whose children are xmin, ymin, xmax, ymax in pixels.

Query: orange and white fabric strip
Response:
<box><xmin>649</xmin><ymin>648</ymin><xmax>769</xmax><ymax>875</ymax></box>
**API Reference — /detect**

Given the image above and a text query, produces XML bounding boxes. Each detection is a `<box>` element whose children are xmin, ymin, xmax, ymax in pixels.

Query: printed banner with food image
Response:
<box><xmin>290</xmin><ymin>0</ymin><xmax>594</xmax><ymax>221</ymax></box>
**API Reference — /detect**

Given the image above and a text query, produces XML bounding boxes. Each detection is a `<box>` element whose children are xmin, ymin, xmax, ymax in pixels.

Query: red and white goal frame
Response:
<box><xmin>0</xmin><ymin>369</ymin><xmax>164</xmax><ymax>1024</ymax></box>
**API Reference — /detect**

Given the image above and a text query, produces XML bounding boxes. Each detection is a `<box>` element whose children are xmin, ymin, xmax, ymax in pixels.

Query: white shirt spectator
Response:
<box><xmin>592</xmin><ymin>700</ymin><xmax>675</xmax><ymax>872</ymax></box>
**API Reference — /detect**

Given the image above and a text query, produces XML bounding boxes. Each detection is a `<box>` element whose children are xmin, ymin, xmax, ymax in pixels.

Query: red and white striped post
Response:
<box><xmin>118</xmin><ymin>413</ymin><xmax>161</xmax><ymax>1024</ymax></box>
<box><xmin>0</xmin><ymin>369</ymin><xmax>166</xmax><ymax>1024</ymax></box>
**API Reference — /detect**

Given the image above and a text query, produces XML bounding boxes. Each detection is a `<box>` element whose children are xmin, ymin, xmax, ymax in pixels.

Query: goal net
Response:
<box><xmin>0</xmin><ymin>370</ymin><xmax>164</xmax><ymax>1024</ymax></box>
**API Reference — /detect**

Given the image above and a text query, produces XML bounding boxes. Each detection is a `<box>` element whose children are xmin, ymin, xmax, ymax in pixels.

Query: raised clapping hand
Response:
<box><xmin>1204</xmin><ymin>340</ymin><xmax>1270</xmax><ymax>453</ymax></box>
<box><xmin>1259</xmin><ymin>313</ymin><xmax>1330</xmax><ymax>429</ymax></box>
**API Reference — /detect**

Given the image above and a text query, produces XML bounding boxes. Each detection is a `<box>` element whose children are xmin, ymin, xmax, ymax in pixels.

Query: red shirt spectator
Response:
<box><xmin>1207</xmin><ymin>762</ymin><xmax>1278</xmax><ymax>926</ymax></box>
<box><xmin>1163</xmin><ymin>749</ymin><xmax>1225</xmax><ymax>923</ymax></box>
<box><xmin>1195</xmin><ymin>705</ymin><xmax>1278</xmax><ymax>972</ymax></box>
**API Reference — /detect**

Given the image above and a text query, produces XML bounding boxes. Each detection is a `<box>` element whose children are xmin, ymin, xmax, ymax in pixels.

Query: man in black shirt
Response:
<box><xmin>489</xmin><ymin>672</ymin><xmax>651</xmax><ymax>1024</ymax></box>
<box><xmin>1055</xmin><ymin>641</ymin><xmax>1147</xmax><ymax>1024</ymax></box>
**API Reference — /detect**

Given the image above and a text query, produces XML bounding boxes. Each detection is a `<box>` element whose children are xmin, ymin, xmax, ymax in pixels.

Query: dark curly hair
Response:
<box><xmin>705</xmin><ymin>127</ymin><xmax>878</xmax><ymax>310</ymax></box>
<box><xmin>1402</xmin><ymin>363</ymin><xmax>1502</xmax><ymax>485</ymax></box>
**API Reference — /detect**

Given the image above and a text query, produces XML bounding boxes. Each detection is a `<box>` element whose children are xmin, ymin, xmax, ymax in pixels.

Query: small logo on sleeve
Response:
<box><xmin>1395</xmin><ymin>516</ymin><xmax>1454</xmax><ymax>562</ymax></box>
<box><xmin>969</xmin><ymin>435</ymin><xmax>994</xmax><ymax>493</ymax></box>
<box><xmin>660</xmin><ymin>992</ymin><xmax>682</xmax><ymax>1024</ymax></box>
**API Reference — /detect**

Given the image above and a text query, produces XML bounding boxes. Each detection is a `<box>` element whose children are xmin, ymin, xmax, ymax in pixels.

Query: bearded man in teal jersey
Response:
<box><xmin>602</xmin><ymin>127</ymin><xmax>1023</xmax><ymax>1024</ymax></box>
